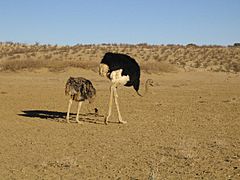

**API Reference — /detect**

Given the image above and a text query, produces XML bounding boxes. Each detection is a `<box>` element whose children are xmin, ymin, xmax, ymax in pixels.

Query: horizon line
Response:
<box><xmin>1</xmin><ymin>41</ymin><xmax>240</xmax><ymax>47</ymax></box>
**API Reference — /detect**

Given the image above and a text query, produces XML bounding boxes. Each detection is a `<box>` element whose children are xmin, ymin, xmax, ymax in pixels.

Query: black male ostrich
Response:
<box><xmin>99</xmin><ymin>52</ymin><xmax>153</xmax><ymax>124</ymax></box>
<box><xmin>65</xmin><ymin>77</ymin><xmax>96</xmax><ymax>123</ymax></box>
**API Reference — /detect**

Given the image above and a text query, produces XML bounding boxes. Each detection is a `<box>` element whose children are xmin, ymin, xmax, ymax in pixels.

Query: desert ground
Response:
<box><xmin>0</xmin><ymin>43</ymin><xmax>240</xmax><ymax>179</ymax></box>
<box><xmin>0</xmin><ymin>67</ymin><xmax>240</xmax><ymax>179</ymax></box>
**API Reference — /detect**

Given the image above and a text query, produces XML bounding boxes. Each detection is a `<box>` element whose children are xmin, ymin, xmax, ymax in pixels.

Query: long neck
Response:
<box><xmin>136</xmin><ymin>79</ymin><xmax>152</xmax><ymax>97</ymax></box>
<box><xmin>145</xmin><ymin>81</ymin><xmax>150</xmax><ymax>94</ymax></box>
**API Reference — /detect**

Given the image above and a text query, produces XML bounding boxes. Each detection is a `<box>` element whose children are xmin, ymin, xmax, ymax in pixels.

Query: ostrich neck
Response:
<box><xmin>144</xmin><ymin>82</ymin><xmax>149</xmax><ymax>94</ymax></box>
<box><xmin>137</xmin><ymin>80</ymin><xmax>152</xmax><ymax>97</ymax></box>
<box><xmin>144</xmin><ymin>81</ymin><xmax>149</xmax><ymax>95</ymax></box>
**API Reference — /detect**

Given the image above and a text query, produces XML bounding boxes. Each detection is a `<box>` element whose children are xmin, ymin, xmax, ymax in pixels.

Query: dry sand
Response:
<box><xmin>0</xmin><ymin>68</ymin><xmax>239</xmax><ymax>179</ymax></box>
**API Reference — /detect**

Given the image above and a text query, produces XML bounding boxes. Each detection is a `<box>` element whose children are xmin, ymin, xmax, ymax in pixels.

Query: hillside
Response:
<box><xmin>0</xmin><ymin>42</ymin><xmax>240</xmax><ymax>73</ymax></box>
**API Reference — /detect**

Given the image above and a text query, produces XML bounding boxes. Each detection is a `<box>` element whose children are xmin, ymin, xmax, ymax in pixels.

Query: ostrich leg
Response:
<box><xmin>76</xmin><ymin>101</ymin><xmax>83</xmax><ymax>124</ymax></box>
<box><xmin>113</xmin><ymin>87</ymin><xmax>127</xmax><ymax>124</ymax></box>
<box><xmin>66</xmin><ymin>99</ymin><xmax>73</xmax><ymax>123</ymax></box>
<box><xmin>105</xmin><ymin>85</ymin><xmax>114</xmax><ymax>124</ymax></box>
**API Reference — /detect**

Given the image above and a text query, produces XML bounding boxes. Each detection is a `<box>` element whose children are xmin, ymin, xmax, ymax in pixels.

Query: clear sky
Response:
<box><xmin>0</xmin><ymin>0</ymin><xmax>239</xmax><ymax>45</ymax></box>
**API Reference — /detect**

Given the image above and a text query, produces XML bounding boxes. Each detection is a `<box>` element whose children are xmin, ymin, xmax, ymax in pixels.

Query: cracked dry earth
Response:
<box><xmin>0</xmin><ymin>68</ymin><xmax>240</xmax><ymax>179</ymax></box>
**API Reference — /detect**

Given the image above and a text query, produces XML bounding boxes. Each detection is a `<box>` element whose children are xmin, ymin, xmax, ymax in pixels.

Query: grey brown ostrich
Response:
<box><xmin>65</xmin><ymin>77</ymin><xmax>96</xmax><ymax>123</ymax></box>
<box><xmin>99</xmin><ymin>52</ymin><xmax>153</xmax><ymax>124</ymax></box>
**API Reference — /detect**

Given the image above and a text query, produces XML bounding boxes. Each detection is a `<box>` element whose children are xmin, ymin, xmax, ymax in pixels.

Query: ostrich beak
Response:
<box><xmin>149</xmin><ymin>80</ymin><xmax>154</xmax><ymax>86</ymax></box>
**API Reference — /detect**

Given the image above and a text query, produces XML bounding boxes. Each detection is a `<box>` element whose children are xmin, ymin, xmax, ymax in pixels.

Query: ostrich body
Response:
<box><xmin>99</xmin><ymin>52</ymin><xmax>153</xmax><ymax>124</ymax></box>
<box><xmin>65</xmin><ymin>77</ymin><xmax>96</xmax><ymax>123</ymax></box>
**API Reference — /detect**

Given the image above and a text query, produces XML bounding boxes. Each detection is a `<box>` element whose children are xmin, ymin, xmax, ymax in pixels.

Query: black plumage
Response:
<box><xmin>100</xmin><ymin>52</ymin><xmax>141</xmax><ymax>92</ymax></box>
<box><xmin>99</xmin><ymin>52</ymin><xmax>154</xmax><ymax>124</ymax></box>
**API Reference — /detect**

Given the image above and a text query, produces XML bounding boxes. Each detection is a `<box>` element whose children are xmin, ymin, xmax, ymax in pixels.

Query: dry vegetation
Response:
<box><xmin>1</xmin><ymin>42</ymin><xmax>240</xmax><ymax>179</ymax></box>
<box><xmin>1</xmin><ymin>42</ymin><xmax>240</xmax><ymax>73</ymax></box>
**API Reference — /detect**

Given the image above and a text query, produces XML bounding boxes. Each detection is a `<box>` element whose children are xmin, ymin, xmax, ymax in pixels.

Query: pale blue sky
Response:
<box><xmin>0</xmin><ymin>0</ymin><xmax>239</xmax><ymax>45</ymax></box>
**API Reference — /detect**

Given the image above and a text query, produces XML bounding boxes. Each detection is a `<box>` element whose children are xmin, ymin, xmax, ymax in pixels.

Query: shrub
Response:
<box><xmin>0</xmin><ymin>59</ymin><xmax>45</xmax><ymax>71</ymax></box>
<box><xmin>140</xmin><ymin>61</ymin><xmax>177</xmax><ymax>73</ymax></box>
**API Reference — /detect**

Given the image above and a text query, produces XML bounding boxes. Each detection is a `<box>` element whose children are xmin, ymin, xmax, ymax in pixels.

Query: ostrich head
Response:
<box><xmin>146</xmin><ymin>79</ymin><xmax>154</xmax><ymax>87</ymax></box>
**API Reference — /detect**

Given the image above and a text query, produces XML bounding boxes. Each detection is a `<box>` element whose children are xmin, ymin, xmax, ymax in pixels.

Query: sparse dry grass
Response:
<box><xmin>0</xmin><ymin>42</ymin><xmax>240</xmax><ymax>73</ymax></box>
<box><xmin>0</xmin><ymin>59</ymin><xmax>45</xmax><ymax>71</ymax></box>
<box><xmin>0</xmin><ymin>59</ymin><xmax>99</xmax><ymax>72</ymax></box>
<box><xmin>140</xmin><ymin>61</ymin><xmax>177</xmax><ymax>73</ymax></box>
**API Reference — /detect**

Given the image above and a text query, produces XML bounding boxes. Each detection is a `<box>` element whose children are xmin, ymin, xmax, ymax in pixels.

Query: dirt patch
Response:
<box><xmin>0</xmin><ymin>69</ymin><xmax>239</xmax><ymax>179</ymax></box>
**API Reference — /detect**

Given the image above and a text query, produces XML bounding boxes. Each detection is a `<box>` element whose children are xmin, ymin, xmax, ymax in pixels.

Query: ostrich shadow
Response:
<box><xmin>18</xmin><ymin>110</ymin><xmax>105</xmax><ymax>124</ymax></box>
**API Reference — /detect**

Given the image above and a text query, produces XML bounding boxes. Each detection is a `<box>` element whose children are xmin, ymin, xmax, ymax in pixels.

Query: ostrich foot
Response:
<box><xmin>119</xmin><ymin>120</ymin><xmax>127</xmax><ymax>124</ymax></box>
<box><xmin>104</xmin><ymin>117</ymin><xmax>108</xmax><ymax>125</ymax></box>
<box><xmin>76</xmin><ymin>120</ymin><xmax>83</xmax><ymax>124</ymax></box>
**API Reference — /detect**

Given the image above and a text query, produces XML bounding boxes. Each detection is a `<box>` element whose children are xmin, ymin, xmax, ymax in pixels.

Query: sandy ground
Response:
<box><xmin>0</xmin><ymin>68</ymin><xmax>240</xmax><ymax>179</ymax></box>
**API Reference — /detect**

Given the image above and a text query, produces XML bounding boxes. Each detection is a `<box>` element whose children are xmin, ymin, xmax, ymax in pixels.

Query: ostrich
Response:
<box><xmin>65</xmin><ymin>77</ymin><xmax>96</xmax><ymax>123</ymax></box>
<box><xmin>99</xmin><ymin>52</ymin><xmax>153</xmax><ymax>124</ymax></box>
